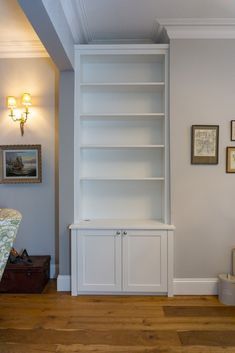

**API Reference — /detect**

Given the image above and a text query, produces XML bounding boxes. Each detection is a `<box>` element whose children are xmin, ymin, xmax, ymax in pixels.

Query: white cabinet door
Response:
<box><xmin>122</xmin><ymin>230</ymin><xmax>167</xmax><ymax>292</ymax></box>
<box><xmin>77</xmin><ymin>230</ymin><xmax>122</xmax><ymax>292</ymax></box>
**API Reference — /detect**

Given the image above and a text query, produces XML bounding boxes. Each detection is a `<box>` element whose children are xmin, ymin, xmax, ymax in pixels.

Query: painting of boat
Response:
<box><xmin>1</xmin><ymin>145</ymin><xmax>41</xmax><ymax>184</ymax></box>
<box><xmin>5</xmin><ymin>150</ymin><xmax>38</xmax><ymax>178</ymax></box>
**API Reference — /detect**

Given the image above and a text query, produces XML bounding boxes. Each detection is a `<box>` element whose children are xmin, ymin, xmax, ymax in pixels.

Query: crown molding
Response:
<box><xmin>151</xmin><ymin>21</ymin><xmax>169</xmax><ymax>43</ymax></box>
<box><xmin>157</xmin><ymin>18</ymin><xmax>235</xmax><ymax>39</ymax></box>
<box><xmin>89</xmin><ymin>38</ymin><xmax>155</xmax><ymax>44</ymax></box>
<box><xmin>0</xmin><ymin>40</ymin><xmax>49</xmax><ymax>58</ymax></box>
<box><xmin>60</xmin><ymin>0</ymin><xmax>92</xmax><ymax>43</ymax></box>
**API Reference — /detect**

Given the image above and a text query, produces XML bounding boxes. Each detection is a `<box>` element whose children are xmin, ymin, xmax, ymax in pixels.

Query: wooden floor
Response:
<box><xmin>0</xmin><ymin>281</ymin><xmax>235</xmax><ymax>353</ymax></box>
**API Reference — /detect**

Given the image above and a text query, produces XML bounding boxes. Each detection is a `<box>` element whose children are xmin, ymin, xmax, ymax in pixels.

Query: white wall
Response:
<box><xmin>0</xmin><ymin>58</ymin><xmax>58</xmax><ymax>267</ymax></box>
<box><xmin>170</xmin><ymin>39</ymin><xmax>235</xmax><ymax>277</ymax></box>
<box><xmin>42</xmin><ymin>0</ymin><xmax>74</xmax><ymax>67</ymax></box>
<box><xmin>19</xmin><ymin>0</ymin><xmax>74</xmax><ymax>70</ymax></box>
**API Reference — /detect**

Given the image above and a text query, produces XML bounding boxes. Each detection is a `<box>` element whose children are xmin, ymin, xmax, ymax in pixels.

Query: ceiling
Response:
<box><xmin>0</xmin><ymin>0</ymin><xmax>38</xmax><ymax>41</ymax></box>
<box><xmin>0</xmin><ymin>0</ymin><xmax>47</xmax><ymax>58</ymax></box>
<box><xmin>60</xmin><ymin>0</ymin><xmax>235</xmax><ymax>44</ymax></box>
<box><xmin>0</xmin><ymin>0</ymin><xmax>235</xmax><ymax>60</ymax></box>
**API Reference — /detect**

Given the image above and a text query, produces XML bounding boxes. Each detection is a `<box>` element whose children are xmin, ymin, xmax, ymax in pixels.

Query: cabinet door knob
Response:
<box><xmin>116</xmin><ymin>231</ymin><xmax>121</xmax><ymax>236</ymax></box>
<box><xmin>123</xmin><ymin>231</ymin><xmax>127</xmax><ymax>235</ymax></box>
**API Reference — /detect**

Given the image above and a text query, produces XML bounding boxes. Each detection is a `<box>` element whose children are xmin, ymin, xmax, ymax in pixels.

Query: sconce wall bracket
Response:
<box><xmin>7</xmin><ymin>94</ymin><xmax>31</xmax><ymax>136</ymax></box>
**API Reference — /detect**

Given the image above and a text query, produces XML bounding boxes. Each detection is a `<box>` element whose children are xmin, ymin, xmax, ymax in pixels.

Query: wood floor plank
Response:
<box><xmin>0</xmin><ymin>328</ymin><xmax>180</xmax><ymax>347</ymax></box>
<box><xmin>1</xmin><ymin>315</ymin><xmax>235</xmax><ymax>331</ymax></box>
<box><xmin>0</xmin><ymin>344</ymin><xmax>57</xmax><ymax>353</ymax></box>
<box><xmin>0</xmin><ymin>293</ymin><xmax>222</xmax><ymax>306</ymax></box>
<box><xmin>0</xmin><ymin>306</ymin><xmax>165</xmax><ymax>318</ymax></box>
<box><xmin>164</xmin><ymin>306</ymin><xmax>235</xmax><ymax>317</ymax></box>
<box><xmin>179</xmin><ymin>330</ymin><xmax>235</xmax><ymax>346</ymax></box>
<box><xmin>1</xmin><ymin>344</ymin><xmax>235</xmax><ymax>353</ymax></box>
<box><xmin>55</xmin><ymin>346</ymin><xmax>235</xmax><ymax>353</ymax></box>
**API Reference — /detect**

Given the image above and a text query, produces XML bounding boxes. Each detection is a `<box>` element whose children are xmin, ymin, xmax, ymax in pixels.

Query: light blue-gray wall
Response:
<box><xmin>59</xmin><ymin>70</ymin><xmax>74</xmax><ymax>275</ymax></box>
<box><xmin>0</xmin><ymin>58</ymin><xmax>58</xmax><ymax>267</ymax></box>
<box><xmin>170</xmin><ymin>39</ymin><xmax>235</xmax><ymax>277</ymax></box>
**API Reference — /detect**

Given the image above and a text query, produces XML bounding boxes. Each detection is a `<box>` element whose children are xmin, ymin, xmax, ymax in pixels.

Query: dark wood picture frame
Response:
<box><xmin>226</xmin><ymin>147</ymin><xmax>235</xmax><ymax>173</ymax></box>
<box><xmin>191</xmin><ymin>125</ymin><xmax>219</xmax><ymax>165</ymax></box>
<box><xmin>0</xmin><ymin>145</ymin><xmax>42</xmax><ymax>184</ymax></box>
<box><xmin>231</xmin><ymin>120</ymin><xmax>235</xmax><ymax>141</ymax></box>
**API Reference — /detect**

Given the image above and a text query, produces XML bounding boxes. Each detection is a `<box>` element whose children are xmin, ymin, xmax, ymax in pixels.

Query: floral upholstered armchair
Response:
<box><xmin>0</xmin><ymin>209</ymin><xmax>22</xmax><ymax>281</ymax></box>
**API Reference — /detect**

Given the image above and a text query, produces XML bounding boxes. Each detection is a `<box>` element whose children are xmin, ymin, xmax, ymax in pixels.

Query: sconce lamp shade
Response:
<box><xmin>21</xmin><ymin>93</ymin><xmax>32</xmax><ymax>106</ymax></box>
<box><xmin>7</xmin><ymin>96</ymin><xmax>17</xmax><ymax>108</ymax></box>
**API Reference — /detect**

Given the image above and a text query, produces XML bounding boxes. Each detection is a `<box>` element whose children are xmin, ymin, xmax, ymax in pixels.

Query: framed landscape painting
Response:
<box><xmin>226</xmin><ymin>147</ymin><xmax>235</xmax><ymax>173</ymax></box>
<box><xmin>191</xmin><ymin>125</ymin><xmax>219</xmax><ymax>165</ymax></box>
<box><xmin>0</xmin><ymin>145</ymin><xmax>42</xmax><ymax>183</ymax></box>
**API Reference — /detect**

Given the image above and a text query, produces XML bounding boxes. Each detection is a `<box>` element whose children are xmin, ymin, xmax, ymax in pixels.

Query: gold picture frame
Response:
<box><xmin>231</xmin><ymin>120</ymin><xmax>235</xmax><ymax>141</ymax></box>
<box><xmin>0</xmin><ymin>145</ymin><xmax>42</xmax><ymax>184</ymax></box>
<box><xmin>226</xmin><ymin>147</ymin><xmax>235</xmax><ymax>173</ymax></box>
<box><xmin>191</xmin><ymin>125</ymin><xmax>219</xmax><ymax>165</ymax></box>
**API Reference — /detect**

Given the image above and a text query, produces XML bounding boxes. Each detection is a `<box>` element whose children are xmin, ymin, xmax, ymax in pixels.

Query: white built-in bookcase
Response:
<box><xmin>74</xmin><ymin>44</ymin><xmax>170</xmax><ymax>227</ymax></box>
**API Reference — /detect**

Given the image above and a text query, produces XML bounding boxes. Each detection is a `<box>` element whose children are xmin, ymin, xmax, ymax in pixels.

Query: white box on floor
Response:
<box><xmin>218</xmin><ymin>274</ymin><xmax>235</xmax><ymax>305</ymax></box>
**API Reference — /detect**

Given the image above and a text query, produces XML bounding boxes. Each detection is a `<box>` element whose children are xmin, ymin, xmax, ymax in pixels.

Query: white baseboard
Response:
<box><xmin>173</xmin><ymin>278</ymin><xmax>218</xmax><ymax>295</ymax></box>
<box><xmin>55</xmin><ymin>276</ymin><xmax>219</xmax><ymax>294</ymax></box>
<box><xmin>50</xmin><ymin>264</ymin><xmax>58</xmax><ymax>279</ymax></box>
<box><xmin>57</xmin><ymin>275</ymin><xmax>71</xmax><ymax>291</ymax></box>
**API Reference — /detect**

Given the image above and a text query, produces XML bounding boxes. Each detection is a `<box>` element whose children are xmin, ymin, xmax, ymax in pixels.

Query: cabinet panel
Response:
<box><xmin>77</xmin><ymin>231</ymin><xmax>121</xmax><ymax>292</ymax></box>
<box><xmin>123</xmin><ymin>231</ymin><xmax>167</xmax><ymax>292</ymax></box>
<box><xmin>71</xmin><ymin>227</ymin><xmax>173</xmax><ymax>295</ymax></box>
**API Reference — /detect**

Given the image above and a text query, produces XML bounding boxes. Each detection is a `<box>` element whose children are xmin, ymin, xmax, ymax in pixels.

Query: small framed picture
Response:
<box><xmin>226</xmin><ymin>147</ymin><xmax>235</xmax><ymax>173</ymax></box>
<box><xmin>191</xmin><ymin>125</ymin><xmax>219</xmax><ymax>164</ymax></box>
<box><xmin>0</xmin><ymin>145</ymin><xmax>42</xmax><ymax>183</ymax></box>
<box><xmin>231</xmin><ymin>120</ymin><xmax>235</xmax><ymax>141</ymax></box>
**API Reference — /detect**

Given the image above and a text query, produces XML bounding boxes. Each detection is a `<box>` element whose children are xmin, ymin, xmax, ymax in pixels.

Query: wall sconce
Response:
<box><xmin>7</xmin><ymin>93</ymin><xmax>32</xmax><ymax>136</ymax></box>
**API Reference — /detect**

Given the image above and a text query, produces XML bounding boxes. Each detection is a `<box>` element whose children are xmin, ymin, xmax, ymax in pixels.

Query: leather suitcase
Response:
<box><xmin>0</xmin><ymin>256</ymin><xmax>50</xmax><ymax>293</ymax></box>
